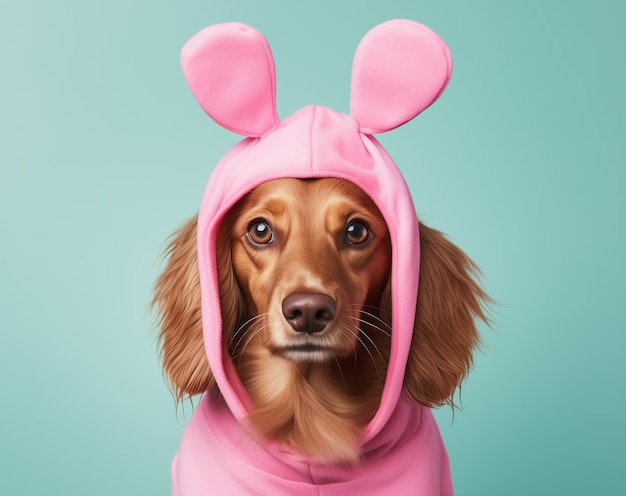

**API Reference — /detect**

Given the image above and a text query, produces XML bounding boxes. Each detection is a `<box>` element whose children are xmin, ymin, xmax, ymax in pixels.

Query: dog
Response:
<box><xmin>153</xmin><ymin>20</ymin><xmax>489</xmax><ymax>495</ymax></box>
<box><xmin>154</xmin><ymin>177</ymin><xmax>487</xmax><ymax>466</ymax></box>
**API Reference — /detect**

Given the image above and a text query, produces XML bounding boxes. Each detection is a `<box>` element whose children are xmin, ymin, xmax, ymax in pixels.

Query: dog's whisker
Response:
<box><xmin>229</xmin><ymin>314</ymin><xmax>267</xmax><ymax>347</ymax></box>
<box><xmin>346</xmin><ymin>316</ymin><xmax>392</xmax><ymax>338</ymax></box>
<box><xmin>229</xmin><ymin>326</ymin><xmax>256</xmax><ymax>356</ymax></box>
<box><xmin>237</xmin><ymin>324</ymin><xmax>270</xmax><ymax>353</ymax></box>
<box><xmin>352</xmin><ymin>317</ymin><xmax>391</xmax><ymax>338</ymax></box>
<box><xmin>336</xmin><ymin>322</ymin><xmax>384</xmax><ymax>384</ymax></box>
<box><xmin>230</xmin><ymin>314</ymin><xmax>270</xmax><ymax>351</ymax></box>
<box><xmin>356</xmin><ymin>310</ymin><xmax>392</xmax><ymax>331</ymax></box>
<box><xmin>347</xmin><ymin>308</ymin><xmax>392</xmax><ymax>331</ymax></box>
<box><xmin>351</xmin><ymin>328</ymin><xmax>384</xmax><ymax>386</ymax></box>
<box><xmin>235</xmin><ymin>338</ymin><xmax>260</xmax><ymax>364</ymax></box>
<box><xmin>354</xmin><ymin>325</ymin><xmax>387</xmax><ymax>364</ymax></box>
<box><xmin>231</xmin><ymin>324</ymin><xmax>272</xmax><ymax>363</ymax></box>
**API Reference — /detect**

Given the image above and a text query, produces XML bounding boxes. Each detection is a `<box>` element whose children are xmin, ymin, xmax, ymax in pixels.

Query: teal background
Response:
<box><xmin>1</xmin><ymin>0</ymin><xmax>624</xmax><ymax>494</ymax></box>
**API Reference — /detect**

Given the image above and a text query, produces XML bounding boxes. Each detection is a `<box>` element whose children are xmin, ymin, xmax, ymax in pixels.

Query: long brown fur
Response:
<box><xmin>153</xmin><ymin>216</ymin><xmax>213</xmax><ymax>402</ymax></box>
<box><xmin>153</xmin><ymin>178</ymin><xmax>488</xmax><ymax>464</ymax></box>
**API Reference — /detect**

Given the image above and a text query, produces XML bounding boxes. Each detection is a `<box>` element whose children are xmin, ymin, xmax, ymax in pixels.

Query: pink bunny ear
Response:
<box><xmin>181</xmin><ymin>23</ymin><xmax>279</xmax><ymax>137</ymax></box>
<box><xmin>350</xmin><ymin>20</ymin><xmax>453</xmax><ymax>134</ymax></box>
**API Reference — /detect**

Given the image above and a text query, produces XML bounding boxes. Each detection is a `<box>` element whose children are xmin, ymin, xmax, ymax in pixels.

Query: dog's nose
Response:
<box><xmin>281</xmin><ymin>292</ymin><xmax>336</xmax><ymax>334</ymax></box>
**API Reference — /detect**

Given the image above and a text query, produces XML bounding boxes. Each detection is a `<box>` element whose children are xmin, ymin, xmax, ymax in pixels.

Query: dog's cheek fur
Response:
<box><xmin>402</xmin><ymin>223</ymin><xmax>489</xmax><ymax>408</ymax></box>
<box><xmin>153</xmin><ymin>215</ymin><xmax>213</xmax><ymax>401</ymax></box>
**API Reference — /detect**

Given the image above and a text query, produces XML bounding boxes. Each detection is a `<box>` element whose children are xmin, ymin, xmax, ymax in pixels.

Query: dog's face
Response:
<box><xmin>155</xmin><ymin>176</ymin><xmax>487</xmax><ymax>464</ymax></box>
<box><xmin>225</xmin><ymin>178</ymin><xmax>391</xmax><ymax>364</ymax></box>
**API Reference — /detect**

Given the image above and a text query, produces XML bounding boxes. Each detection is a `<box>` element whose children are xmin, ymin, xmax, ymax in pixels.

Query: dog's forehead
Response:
<box><xmin>244</xmin><ymin>178</ymin><xmax>376</xmax><ymax>210</ymax></box>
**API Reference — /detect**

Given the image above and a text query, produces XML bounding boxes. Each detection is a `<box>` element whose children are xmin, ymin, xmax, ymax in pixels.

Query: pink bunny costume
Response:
<box><xmin>173</xmin><ymin>20</ymin><xmax>454</xmax><ymax>495</ymax></box>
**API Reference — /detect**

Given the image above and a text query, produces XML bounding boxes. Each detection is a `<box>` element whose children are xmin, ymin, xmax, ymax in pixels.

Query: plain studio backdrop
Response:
<box><xmin>1</xmin><ymin>1</ymin><xmax>624</xmax><ymax>494</ymax></box>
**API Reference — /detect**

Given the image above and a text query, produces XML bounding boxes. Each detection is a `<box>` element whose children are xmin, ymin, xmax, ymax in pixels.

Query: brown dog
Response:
<box><xmin>154</xmin><ymin>177</ymin><xmax>488</xmax><ymax>464</ymax></box>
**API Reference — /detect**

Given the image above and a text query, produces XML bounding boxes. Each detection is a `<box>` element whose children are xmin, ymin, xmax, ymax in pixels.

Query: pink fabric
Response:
<box><xmin>174</xmin><ymin>390</ymin><xmax>452</xmax><ymax>496</ymax></box>
<box><xmin>350</xmin><ymin>20</ymin><xmax>452</xmax><ymax>134</ymax></box>
<box><xmin>174</xmin><ymin>20</ymin><xmax>455</xmax><ymax>494</ymax></box>
<box><xmin>181</xmin><ymin>23</ymin><xmax>279</xmax><ymax>137</ymax></box>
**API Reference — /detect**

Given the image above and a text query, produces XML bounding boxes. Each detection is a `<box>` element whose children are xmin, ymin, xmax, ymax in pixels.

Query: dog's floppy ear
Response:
<box><xmin>153</xmin><ymin>215</ymin><xmax>213</xmax><ymax>401</ymax></box>
<box><xmin>403</xmin><ymin>223</ymin><xmax>489</xmax><ymax>408</ymax></box>
<box><xmin>153</xmin><ymin>214</ymin><xmax>247</xmax><ymax>402</ymax></box>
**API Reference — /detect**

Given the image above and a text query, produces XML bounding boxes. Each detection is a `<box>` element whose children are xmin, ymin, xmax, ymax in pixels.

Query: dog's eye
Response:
<box><xmin>345</xmin><ymin>220</ymin><xmax>370</xmax><ymax>245</ymax></box>
<box><xmin>247</xmin><ymin>219</ymin><xmax>275</xmax><ymax>246</ymax></box>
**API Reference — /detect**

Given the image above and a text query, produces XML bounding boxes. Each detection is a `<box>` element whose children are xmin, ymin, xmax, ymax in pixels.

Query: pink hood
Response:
<box><xmin>174</xmin><ymin>20</ymin><xmax>454</xmax><ymax>495</ymax></box>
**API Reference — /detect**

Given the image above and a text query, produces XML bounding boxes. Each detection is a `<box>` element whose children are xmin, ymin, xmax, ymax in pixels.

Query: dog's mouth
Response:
<box><xmin>274</xmin><ymin>343</ymin><xmax>336</xmax><ymax>362</ymax></box>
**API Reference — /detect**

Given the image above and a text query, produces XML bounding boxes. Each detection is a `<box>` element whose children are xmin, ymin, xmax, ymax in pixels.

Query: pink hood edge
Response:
<box><xmin>185</xmin><ymin>18</ymin><xmax>452</xmax><ymax>445</ymax></box>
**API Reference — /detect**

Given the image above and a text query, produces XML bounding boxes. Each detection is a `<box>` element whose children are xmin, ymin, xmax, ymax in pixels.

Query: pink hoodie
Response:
<box><xmin>174</xmin><ymin>20</ymin><xmax>455</xmax><ymax>495</ymax></box>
